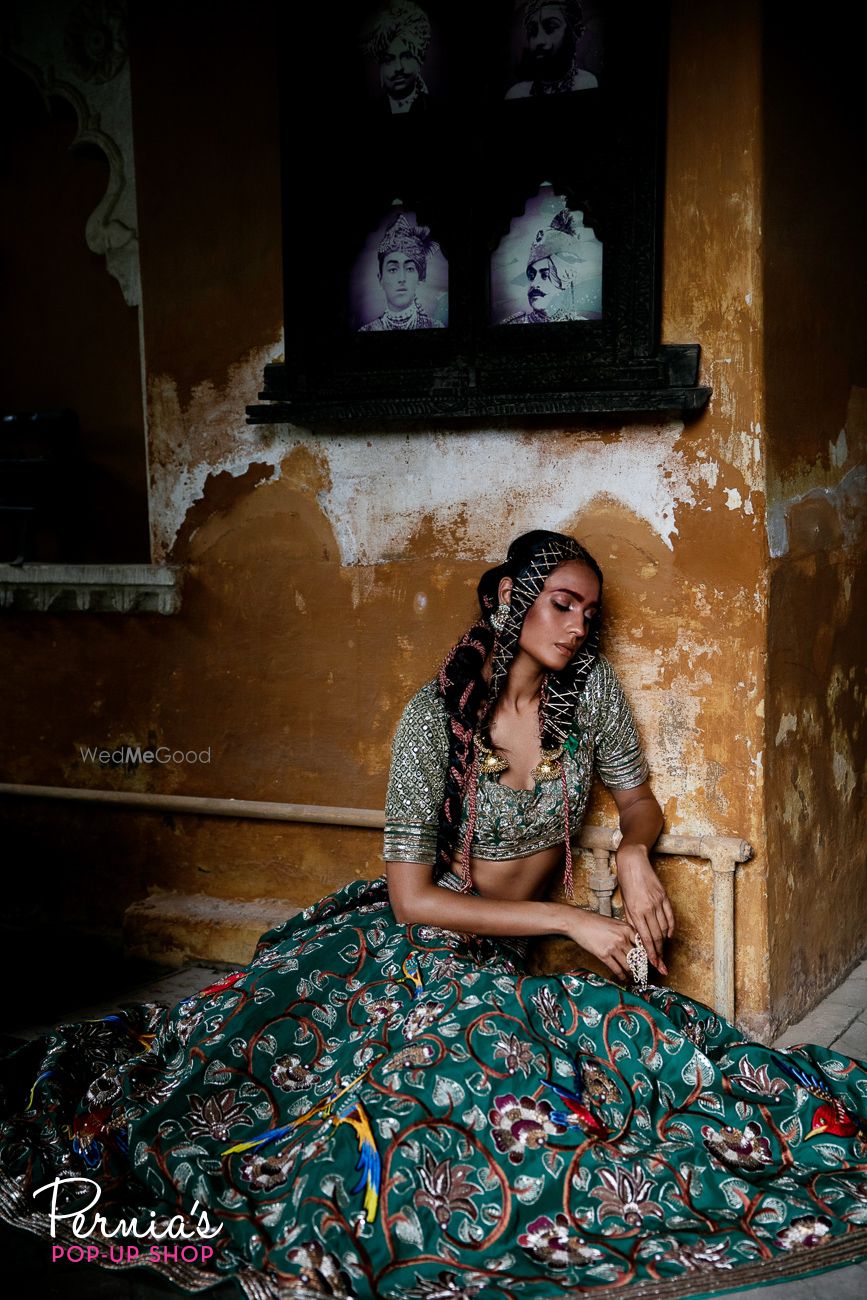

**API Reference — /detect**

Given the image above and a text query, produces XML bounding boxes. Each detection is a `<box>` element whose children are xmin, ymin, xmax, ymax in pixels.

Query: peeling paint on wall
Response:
<box><xmin>148</xmin><ymin>338</ymin><xmax>284</xmax><ymax>560</ymax></box>
<box><xmin>774</xmin><ymin>713</ymin><xmax>797</xmax><ymax>746</ymax></box>
<box><xmin>831</xmin><ymin>747</ymin><xmax>855</xmax><ymax>801</ymax></box>
<box><xmin>766</xmin><ymin>463</ymin><xmax>866</xmax><ymax>559</ymax></box>
<box><xmin>151</xmin><ymin>412</ymin><xmax>772</xmax><ymax>573</ymax></box>
<box><xmin>155</xmin><ymin>419</ymin><xmax>704</xmax><ymax>563</ymax></box>
<box><xmin>316</xmin><ymin>426</ymin><xmax>698</xmax><ymax>564</ymax></box>
<box><xmin>830</xmin><ymin>429</ymin><xmax>848</xmax><ymax>468</ymax></box>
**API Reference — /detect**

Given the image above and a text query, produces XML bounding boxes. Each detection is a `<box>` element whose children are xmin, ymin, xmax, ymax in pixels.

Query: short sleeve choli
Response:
<box><xmin>383</xmin><ymin>654</ymin><xmax>649</xmax><ymax>865</ymax></box>
<box><xmin>382</xmin><ymin>682</ymin><xmax>449</xmax><ymax>866</ymax></box>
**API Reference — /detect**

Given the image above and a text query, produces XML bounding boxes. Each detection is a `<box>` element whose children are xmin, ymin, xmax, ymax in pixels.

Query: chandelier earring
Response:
<box><xmin>490</xmin><ymin>602</ymin><xmax>511</xmax><ymax>633</ymax></box>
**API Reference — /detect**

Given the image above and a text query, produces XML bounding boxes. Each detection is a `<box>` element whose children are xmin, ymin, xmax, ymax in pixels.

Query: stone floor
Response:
<box><xmin>2</xmin><ymin>947</ymin><xmax>866</xmax><ymax>1298</ymax></box>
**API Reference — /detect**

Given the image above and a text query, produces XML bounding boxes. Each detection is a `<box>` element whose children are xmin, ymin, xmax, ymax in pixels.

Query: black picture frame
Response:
<box><xmin>248</xmin><ymin>1</ymin><xmax>711</xmax><ymax>427</ymax></box>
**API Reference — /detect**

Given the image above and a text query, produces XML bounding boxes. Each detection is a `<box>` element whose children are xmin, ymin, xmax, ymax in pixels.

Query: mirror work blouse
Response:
<box><xmin>383</xmin><ymin>654</ymin><xmax>649</xmax><ymax>865</ymax></box>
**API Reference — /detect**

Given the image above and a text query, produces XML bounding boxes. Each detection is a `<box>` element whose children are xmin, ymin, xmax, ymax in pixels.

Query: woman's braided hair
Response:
<box><xmin>433</xmin><ymin>529</ymin><xmax>603</xmax><ymax>879</ymax></box>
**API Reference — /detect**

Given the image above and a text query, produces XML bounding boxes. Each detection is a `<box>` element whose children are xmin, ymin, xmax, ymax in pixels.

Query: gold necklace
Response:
<box><xmin>531</xmin><ymin>746</ymin><xmax>565</xmax><ymax>782</ymax></box>
<box><xmin>475</xmin><ymin>735</ymin><xmax>509</xmax><ymax>776</ymax></box>
<box><xmin>475</xmin><ymin>735</ymin><xmax>564</xmax><ymax>782</ymax></box>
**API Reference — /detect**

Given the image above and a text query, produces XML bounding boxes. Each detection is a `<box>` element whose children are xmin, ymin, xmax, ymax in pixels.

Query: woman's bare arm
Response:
<box><xmin>386</xmin><ymin>860</ymin><xmax>641</xmax><ymax>980</ymax></box>
<box><xmin>610</xmin><ymin>781</ymin><xmax>674</xmax><ymax>974</ymax></box>
<box><xmin>387</xmin><ymin>860</ymin><xmax>572</xmax><ymax>935</ymax></box>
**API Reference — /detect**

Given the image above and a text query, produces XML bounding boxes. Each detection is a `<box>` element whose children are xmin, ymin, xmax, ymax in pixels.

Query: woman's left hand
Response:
<box><xmin>615</xmin><ymin>845</ymin><xmax>675</xmax><ymax>976</ymax></box>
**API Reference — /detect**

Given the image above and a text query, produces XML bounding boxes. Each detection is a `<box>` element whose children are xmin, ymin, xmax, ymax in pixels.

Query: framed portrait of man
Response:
<box><xmin>351</xmin><ymin>209</ymin><xmax>449</xmax><ymax>333</ymax></box>
<box><xmin>504</xmin><ymin>0</ymin><xmax>604</xmax><ymax>100</ymax></box>
<box><xmin>250</xmin><ymin>1</ymin><xmax>711</xmax><ymax>425</ymax></box>
<box><xmin>357</xmin><ymin>1</ymin><xmax>446</xmax><ymax>117</ymax></box>
<box><xmin>491</xmin><ymin>185</ymin><xmax>602</xmax><ymax>325</ymax></box>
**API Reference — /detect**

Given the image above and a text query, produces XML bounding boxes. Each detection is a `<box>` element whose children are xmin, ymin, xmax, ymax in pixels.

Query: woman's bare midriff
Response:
<box><xmin>450</xmin><ymin>845</ymin><xmax>564</xmax><ymax>901</ymax></box>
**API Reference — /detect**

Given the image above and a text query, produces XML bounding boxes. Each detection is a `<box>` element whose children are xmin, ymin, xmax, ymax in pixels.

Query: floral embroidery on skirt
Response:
<box><xmin>1</xmin><ymin>874</ymin><xmax>866</xmax><ymax>1298</ymax></box>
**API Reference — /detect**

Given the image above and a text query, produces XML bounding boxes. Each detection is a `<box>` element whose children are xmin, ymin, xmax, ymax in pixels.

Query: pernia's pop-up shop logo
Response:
<box><xmin>35</xmin><ymin>1177</ymin><xmax>223</xmax><ymax>1266</ymax></box>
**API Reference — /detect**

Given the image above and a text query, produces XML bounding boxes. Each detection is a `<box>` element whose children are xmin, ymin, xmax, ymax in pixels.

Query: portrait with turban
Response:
<box><xmin>352</xmin><ymin>211</ymin><xmax>448</xmax><ymax>332</ymax></box>
<box><xmin>359</xmin><ymin>2</ymin><xmax>437</xmax><ymax>115</ymax></box>
<box><xmin>491</xmin><ymin>189</ymin><xmax>603</xmax><ymax>325</ymax></box>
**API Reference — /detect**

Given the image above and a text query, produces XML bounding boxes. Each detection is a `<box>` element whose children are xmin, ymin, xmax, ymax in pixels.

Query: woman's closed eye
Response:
<box><xmin>552</xmin><ymin>598</ymin><xmax>596</xmax><ymax>619</ymax></box>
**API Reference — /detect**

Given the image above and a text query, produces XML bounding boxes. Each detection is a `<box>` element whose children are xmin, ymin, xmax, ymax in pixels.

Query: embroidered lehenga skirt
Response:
<box><xmin>1</xmin><ymin>873</ymin><xmax>866</xmax><ymax>1299</ymax></box>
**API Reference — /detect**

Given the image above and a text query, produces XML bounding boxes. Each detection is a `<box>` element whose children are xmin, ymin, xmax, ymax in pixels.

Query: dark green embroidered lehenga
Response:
<box><xmin>1</xmin><ymin>659</ymin><xmax>865</xmax><ymax>1298</ymax></box>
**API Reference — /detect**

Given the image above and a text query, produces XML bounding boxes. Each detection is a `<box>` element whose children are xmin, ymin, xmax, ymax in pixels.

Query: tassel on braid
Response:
<box><xmin>434</xmin><ymin>617</ymin><xmax>495</xmax><ymax>881</ymax></box>
<box><xmin>458</xmin><ymin>750</ymin><xmax>481</xmax><ymax>892</ymax></box>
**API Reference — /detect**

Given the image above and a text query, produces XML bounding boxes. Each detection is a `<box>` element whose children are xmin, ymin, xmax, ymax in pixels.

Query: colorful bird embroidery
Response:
<box><xmin>332</xmin><ymin>1100</ymin><xmax>381</xmax><ymax>1222</ymax></box>
<box><xmin>541</xmin><ymin>1055</ymin><xmax>609</xmax><ymax>1137</ymax></box>
<box><xmin>65</xmin><ymin>1107</ymin><xmax>127</xmax><ymax>1166</ymax></box>
<box><xmin>772</xmin><ymin>1053</ymin><xmax>866</xmax><ymax>1141</ymax></box>
<box><xmin>68</xmin><ymin>1012</ymin><xmax>157</xmax><ymax>1057</ymax></box>
<box><xmin>24</xmin><ymin>1070</ymin><xmax>53</xmax><ymax>1111</ymax></box>
<box><xmin>221</xmin><ymin>1065</ymin><xmax>381</xmax><ymax>1220</ymax></box>
<box><xmin>197</xmin><ymin>971</ymin><xmax>246</xmax><ymax>998</ymax></box>
<box><xmin>71</xmin><ymin>1134</ymin><xmax>103</xmax><ymax>1168</ymax></box>
<box><xmin>402</xmin><ymin>953</ymin><xmax>424</xmax><ymax>998</ymax></box>
<box><xmin>221</xmin><ymin>1121</ymin><xmax>297</xmax><ymax>1158</ymax></box>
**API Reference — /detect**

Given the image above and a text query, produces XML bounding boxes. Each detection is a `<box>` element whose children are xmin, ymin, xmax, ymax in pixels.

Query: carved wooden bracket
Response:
<box><xmin>2</xmin><ymin>0</ymin><xmax>141</xmax><ymax>306</ymax></box>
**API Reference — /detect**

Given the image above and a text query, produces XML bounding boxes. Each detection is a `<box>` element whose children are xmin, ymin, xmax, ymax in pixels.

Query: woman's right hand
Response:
<box><xmin>566</xmin><ymin>908</ymin><xmax>641</xmax><ymax>981</ymax></box>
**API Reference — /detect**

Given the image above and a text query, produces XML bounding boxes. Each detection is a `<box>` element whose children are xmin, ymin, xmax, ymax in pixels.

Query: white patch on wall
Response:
<box><xmin>672</xmin><ymin>630</ymin><xmax>721</xmax><ymax>672</ymax></box>
<box><xmin>148</xmin><ymin>340</ymin><xmax>286</xmax><ymax>559</ymax></box>
<box><xmin>724</xmin><ymin>488</ymin><xmax>742</xmax><ymax>510</ymax></box>
<box><xmin>832</xmin><ymin>749</ymin><xmax>855</xmax><ymax>801</ymax></box>
<box><xmin>159</xmin><ymin>427</ymin><xmax>275</xmax><ymax>556</ymax></box>
<box><xmin>711</xmin><ymin>428</ymin><xmax>764</xmax><ymax>491</ymax></box>
<box><xmin>150</xmin><ymin>368</ymin><xmax>766</xmax><ymax>573</ymax></box>
<box><xmin>830</xmin><ymin>429</ymin><xmax>848</xmax><ymax>468</ymax></box>
<box><xmin>698</xmin><ymin>460</ymin><xmax>720</xmax><ymax>490</ymax></box>
<box><xmin>774</xmin><ymin>713</ymin><xmax>797</xmax><ymax>746</ymax></box>
<box><xmin>766</xmin><ymin>464</ymin><xmax>866</xmax><ymax>559</ymax></box>
<box><xmin>766</xmin><ymin>509</ymin><xmax>789</xmax><ymax>559</ymax></box>
<box><xmin>307</xmin><ymin>423</ymin><xmax>692</xmax><ymax>564</ymax></box>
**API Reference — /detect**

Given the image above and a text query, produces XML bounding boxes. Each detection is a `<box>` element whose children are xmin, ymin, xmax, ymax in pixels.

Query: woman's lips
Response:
<box><xmin>554</xmin><ymin>642</ymin><xmax>574</xmax><ymax>657</ymax></box>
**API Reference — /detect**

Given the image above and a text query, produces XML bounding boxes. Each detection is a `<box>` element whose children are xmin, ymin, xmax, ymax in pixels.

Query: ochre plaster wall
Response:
<box><xmin>762</xmin><ymin>19</ymin><xmax>867</xmax><ymax>1025</ymax></box>
<box><xmin>1</xmin><ymin>3</ymin><xmax>783</xmax><ymax>1034</ymax></box>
